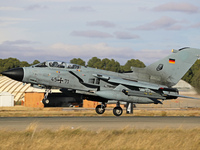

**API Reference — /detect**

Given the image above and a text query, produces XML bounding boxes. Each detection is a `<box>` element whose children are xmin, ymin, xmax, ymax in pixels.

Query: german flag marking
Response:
<box><xmin>169</xmin><ymin>58</ymin><xmax>175</xmax><ymax>64</ymax></box>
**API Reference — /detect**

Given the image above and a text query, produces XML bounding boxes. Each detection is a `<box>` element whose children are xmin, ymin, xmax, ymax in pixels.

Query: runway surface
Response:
<box><xmin>0</xmin><ymin>116</ymin><xmax>199</xmax><ymax>131</ymax></box>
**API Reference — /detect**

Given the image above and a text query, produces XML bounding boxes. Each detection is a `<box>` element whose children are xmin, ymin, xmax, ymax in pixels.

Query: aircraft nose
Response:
<box><xmin>1</xmin><ymin>68</ymin><xmax>24</xmax><ymax>81</ymax></box>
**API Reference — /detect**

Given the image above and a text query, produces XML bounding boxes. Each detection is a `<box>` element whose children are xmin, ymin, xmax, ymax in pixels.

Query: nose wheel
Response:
<box><xmin>42</xmin><ymin>99</ymin><xmax>50</xmax><ymax>105</ymax></box>
<box><xmin>42</xmin><ymin>88</ymin><xmax>51</xmax><ymax>105</ymax></box>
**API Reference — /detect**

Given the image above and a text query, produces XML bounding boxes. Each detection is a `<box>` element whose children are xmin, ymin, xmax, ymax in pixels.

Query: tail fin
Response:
<box><xmin>145</xmin><ymin>47</ymin><xmax>200</xmax><ymax>87</ymax></box>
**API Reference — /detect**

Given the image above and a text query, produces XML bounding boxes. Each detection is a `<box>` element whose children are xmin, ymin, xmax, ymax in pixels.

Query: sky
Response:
<box><xmin>0</xmin><ymin>0</ymin><xmax>200</xmax><ymax>65</ymax></box>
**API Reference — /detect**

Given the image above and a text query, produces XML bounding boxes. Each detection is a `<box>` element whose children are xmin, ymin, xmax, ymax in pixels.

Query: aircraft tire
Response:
<box><xmin>95</xmin><ymin>105</ymin><xmax>105</xmax><ymax>114</ymax></box>
<box><xmin>113</xmin><ymin>107</ymin><xmax>123</xmax><ymax>116</ymax></box>
<box><xmin>42</xmin><ymin>99</ymin><xmax>50</xmax><ymax>105</ymax></box>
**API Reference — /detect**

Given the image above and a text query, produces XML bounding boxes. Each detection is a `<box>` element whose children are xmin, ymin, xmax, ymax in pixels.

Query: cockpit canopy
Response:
<box><xmin>34</xmin><ymin>61</ymin><xmax>81</xmax><ymax>69</ymax></box>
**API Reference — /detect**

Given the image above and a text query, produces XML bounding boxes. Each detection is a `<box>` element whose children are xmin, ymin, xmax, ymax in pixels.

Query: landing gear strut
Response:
<box><xmin>113</xmin><ymin>101</ymin><xmax>123</xmax><ymax>117</ymax></box>
<box><xmin>42</xmin><ymin>88</ymin><xmax>51</xmax><ymax>105</ymax></box>
<box><xmin>95</xmin><ymin>103</ymin><xmax>106</xmax><ymax>114</ymax></box>
<box><xmin>126</xmin><ymin>102</ymin><xmax>133</xmax><ymax>114</ymax></box>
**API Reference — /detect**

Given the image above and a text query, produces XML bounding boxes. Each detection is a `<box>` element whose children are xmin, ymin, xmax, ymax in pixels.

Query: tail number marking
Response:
<box><xmin>51</xmin><ymin>77</ymin><xmax>69</xmax><ymax>84</ymax></box>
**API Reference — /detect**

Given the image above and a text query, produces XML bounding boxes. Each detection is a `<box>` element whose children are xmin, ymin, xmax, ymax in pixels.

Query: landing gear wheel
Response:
<box><xmin>113</xmin><ymin>107</ymin><xmax>123</xmax><ymax>116</ymax></box>
<box><xmin>42</xmin><ymin>99</ymin><xmax>50</xmax><ymax>105</ymax></box>
<box><xmin>95</xmin><ymin>105</ymin><xmax>105</xmax><ymax>114</ymax></box>
<box><xmin>42</xmin><ymin>87</ymin><xmax>52</xmax><ymax>106</ymax></box>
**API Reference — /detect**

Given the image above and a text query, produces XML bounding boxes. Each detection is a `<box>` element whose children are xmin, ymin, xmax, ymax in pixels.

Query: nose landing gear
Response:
<box><xmin>42</xmin><ymin>88</ymin><xmax>51</xmax><ymax>105</ymax></box>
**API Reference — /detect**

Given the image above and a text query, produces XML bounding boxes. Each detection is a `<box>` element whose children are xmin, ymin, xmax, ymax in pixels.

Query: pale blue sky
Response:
<box><xmin>0</xmin><ymin>0</ymin><xmax>200</xmax><ymax>65</ymax></box>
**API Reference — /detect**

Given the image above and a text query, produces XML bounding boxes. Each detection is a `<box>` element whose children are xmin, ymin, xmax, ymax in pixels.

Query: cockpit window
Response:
<box><xmin>35</xmin><ymin>62</ymin><xmax>48</xmax><ymax>67</ymax></box>
<box><xmin>67</xmin><ymin>64</ymin><xmax>80</xmax><ymax>69</ymax></box>
<box><xmin>49</xmin><ymin>61</ymin><xmax>66</xmax><ymax>68</ymax></box>
<box><xmin>46</xmin><ymin>61</ymin><xmax>81</xmax><ymax>69</ymax></box>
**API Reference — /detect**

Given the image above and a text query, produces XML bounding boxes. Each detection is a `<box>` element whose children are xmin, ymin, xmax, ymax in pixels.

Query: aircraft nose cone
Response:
<box><xmin>1</xmin><ymin>68</ymin><xmax>24</xmax><ymax>81</ymax></box>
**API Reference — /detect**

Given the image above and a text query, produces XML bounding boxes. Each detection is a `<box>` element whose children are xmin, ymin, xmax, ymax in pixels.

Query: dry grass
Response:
<box><xmin>0</xmin><ymin>124</ymin><xmax>199</xmax><ymax>150</ymax></box>
<box><xmin>133</xmin><ymin>109</ymin><xmax>200</xmax><ymax>117</ymax></box>
<box><xmin>0</xmin><ymin>107</ymin><xmax>199</xmax><ymax>149</ymax></box>
<box><xmin>0</xmin><ymin>106</ymin><xmax>200</xmax><ymax>117</ymax></box>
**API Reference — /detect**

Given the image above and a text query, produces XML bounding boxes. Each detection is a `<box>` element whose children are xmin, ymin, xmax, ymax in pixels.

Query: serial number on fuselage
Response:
<box><xmin>51</xmin><ymin>77</ymin><xmax>69</xmax><ymax>84</ymax></box>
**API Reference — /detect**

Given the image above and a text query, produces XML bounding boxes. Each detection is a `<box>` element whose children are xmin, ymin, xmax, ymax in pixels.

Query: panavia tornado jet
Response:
<box><xmin>1</xmin><ymin>47</ymin><xmax>200</xmax><ymax>116</ymax></box>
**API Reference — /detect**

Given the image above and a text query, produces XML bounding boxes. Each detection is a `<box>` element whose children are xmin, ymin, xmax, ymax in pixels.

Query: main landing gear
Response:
<box><xmin>113</xmin><ymin>101</ymin><xmax>123</xmax><ymax>116</ymax></box>
<box><xmin>95</xmin><ymin>103</ymin><xmax>106</xmax><ymax>114</ymax></box>
<box><xmin>95</xmin><ymin>101</ymin><xmax>123</xmax><ymax>117</ymax></box>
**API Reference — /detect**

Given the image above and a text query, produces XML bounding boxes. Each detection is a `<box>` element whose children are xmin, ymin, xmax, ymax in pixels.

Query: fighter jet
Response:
<box><xmin>1</xmin><ymin>47</ymin><xmax>200</xmax><ymax>116</ymax></box>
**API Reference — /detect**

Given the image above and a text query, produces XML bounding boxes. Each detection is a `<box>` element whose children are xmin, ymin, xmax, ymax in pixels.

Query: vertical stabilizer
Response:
<box><xmin>146</xmin><ymin>47</ymin><xmax>200</xmax><ymax>87</ymax></box>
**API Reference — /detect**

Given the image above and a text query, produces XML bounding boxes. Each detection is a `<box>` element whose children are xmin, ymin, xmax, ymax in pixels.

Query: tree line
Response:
<box><xmin>0</xmin><ymin>58</ymin><xmax>40</xmax><ymax>73</ymax></box>
<box><xmin>1</xmin><ymin>57</ymin><xmax>200</xmax><ymax>91</ymax></box>
<box><xmin>0</xmin><ymin>57</ymin><xmax>145</xmax><ymax>73</ymax></box>
<box><xmin>70</xmin><ymin>57</ymin><xmax>145</xmax><ymax>72</ymax></box>
<box><xmin>182</xmin><ymin>59</ymin><xmax>200</xmax><ymax>92</ymax></box>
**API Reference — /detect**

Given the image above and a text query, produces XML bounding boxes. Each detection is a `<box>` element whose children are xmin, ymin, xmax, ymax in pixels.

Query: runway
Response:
<box><xmin>0</xmin><ymin>116</ymin><xmax>199</xmax><ymax>131</ymax></box>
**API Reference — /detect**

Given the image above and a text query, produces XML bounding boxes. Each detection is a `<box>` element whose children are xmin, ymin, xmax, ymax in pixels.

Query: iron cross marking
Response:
<box><xmin>57</xmin><ymin>77</ymin><xmax>63</xmax><ymax>83</ymax></box>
